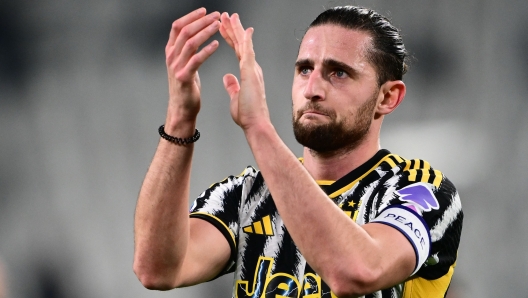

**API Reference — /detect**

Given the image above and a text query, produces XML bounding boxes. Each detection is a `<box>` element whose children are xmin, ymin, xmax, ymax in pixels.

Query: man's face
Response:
<box><xmin>292</xmin><ymin>25</ymin><xmax>381</xmax><ymax>154</ymax></box>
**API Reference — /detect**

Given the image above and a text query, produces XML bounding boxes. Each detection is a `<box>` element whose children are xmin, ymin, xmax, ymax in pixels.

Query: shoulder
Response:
<box><xmin>373</xmin><ymin>154</ymin><xmax>462</xmax><ymax>226</ymax></box>
<box><xmin>209</xmin><ymin>165</ymin><xmax>260</xmax><ymax>188</ymax></box>
<box><xmin>382</xmin><ymin>154</ymin><xmax>463</xmax><ymax>236</ymax></box>
<box><xmin>372</xmin><ymin>155</ymin><xmax>463</xmax><ymax>277</ymax></box>
<box><xmin>240</xmin><ymin>165</ymin><xmax>259</xmax><ymax>178</ymax></box>
<box><xmin>382</xmin><ymin>154</ymin><xmax>458</xmax><ymax>197</ymax></box>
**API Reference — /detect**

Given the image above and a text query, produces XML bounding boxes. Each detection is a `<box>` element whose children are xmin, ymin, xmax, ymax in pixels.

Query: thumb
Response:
<box><xmin>223</xmin><ymin>73</ymin><xmax>240</xmax><ymax>100</ymax></box>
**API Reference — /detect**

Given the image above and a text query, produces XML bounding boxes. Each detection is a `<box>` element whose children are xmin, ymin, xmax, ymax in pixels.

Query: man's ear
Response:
<box><xmin>376</xmin><ymin>80</ymin><xmax>406</xmax><ymax>116</ymax></box>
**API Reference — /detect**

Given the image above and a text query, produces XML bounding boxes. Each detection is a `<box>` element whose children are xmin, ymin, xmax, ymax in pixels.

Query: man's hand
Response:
<box><xmin>165</xmin><ymin>8</ymin><xmax>220</xmax><ymax>126</ymax></box>
<box><xmin>219</xmin><ymin>13</ymin><xmax>270</xmax><ymax>131</ymax></box>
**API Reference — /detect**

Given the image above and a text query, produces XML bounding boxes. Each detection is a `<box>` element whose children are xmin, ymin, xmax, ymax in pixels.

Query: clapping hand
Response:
<box><xmin>219</xmin><ymin>13</ymin><xmax>271</xmax><ymax>131</ymax></box>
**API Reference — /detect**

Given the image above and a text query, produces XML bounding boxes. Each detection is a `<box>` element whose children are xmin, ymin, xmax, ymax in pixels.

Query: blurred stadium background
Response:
<box><xmin>0</xmin><ymin>0</ymin><xmax>527</xmax><ymax>297</ymax></box>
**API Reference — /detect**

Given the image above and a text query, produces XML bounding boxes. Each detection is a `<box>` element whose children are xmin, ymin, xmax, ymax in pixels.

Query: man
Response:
<box><xmin>133</xmin><ymin>6</ymin><xmax>463</xmax><ymax>298</ymax></box>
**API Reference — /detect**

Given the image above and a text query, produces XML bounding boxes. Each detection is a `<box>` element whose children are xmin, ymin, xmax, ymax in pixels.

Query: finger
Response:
<box><xmin>176</xmin><ymin>19</ymin><xmax>220</xmax><ymax>67</ymax></box>
<box><xmin>219</xmin><ymin>23</ymin><xmax>234</xmax><ymax>49</ymax></box>
<box><xmin>223</xmin><ymin>73</ymin><xmax>240</xmax><ymax>125</ymax></box>
<box><xmin>219</xmin><ymin>12</ymin><xmax>235</xmax><ymax>49</ymax></box>
<box><xmin>168</xmin><ymin>7</ymin><xmax>207</xmax><ymax>46</ymax></box>
<box><xmin>230</xmin><ymin>13</ymin><xmax>246</xmax><ymax>52</ymax></box>
<box><xmin>222</xmin><ymin>13</ymin><xmax>239</xmax><ymax>53</ymax></box>
<box><xmin>243</xmin><ymin>27</ymin><xmax>256</xmax><ymax>62</ymax></box>
<box><xmin>180</xmin><ymin>40</ymin><xmax>220</xmax><ymax>79</ymax></box>
<box><xmin>221</xmin><ymin>13</ymin><xmax>235</xmax><ymax>41</ymax></box>
<box><xmin>171</xmin><ymin>11</ymin><xmax>220</xmax><ymax>55</ymax></box>
<box><xmin>222</xmin><ymin>73</ymin><xmax>240</xmax><ymax>100</ymax></box>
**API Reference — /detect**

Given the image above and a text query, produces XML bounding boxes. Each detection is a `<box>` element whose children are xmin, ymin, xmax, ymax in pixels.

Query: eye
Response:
<box><xmin>334</xmin><ymin>69</ymin><xmax>348</xmax><ymax>78</ymax></box>
<box><xmin>299</xmin><ymin>67</ymin><xmax>311</xmax><ymax>75</ymax></box>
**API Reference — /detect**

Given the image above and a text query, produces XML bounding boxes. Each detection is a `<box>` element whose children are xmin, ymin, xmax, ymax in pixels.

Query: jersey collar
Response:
<box><xmin>318</xmin><ymin>149</ymin><xmax>392</xmax><ymax>197</ymax></box>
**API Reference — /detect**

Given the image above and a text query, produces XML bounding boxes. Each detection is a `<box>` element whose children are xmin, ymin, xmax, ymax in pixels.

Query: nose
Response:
<box><xmin>303</xmin><ymin>69</ymin><xmax>325</xmax><ymax>101</ymax></box>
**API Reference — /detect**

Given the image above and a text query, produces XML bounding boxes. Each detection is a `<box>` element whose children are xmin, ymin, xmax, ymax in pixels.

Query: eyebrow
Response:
<box><xmin>323</xmin><ymin>58</ymin><xmax>358</xmax><ymax>76</ymax></box>
<box><xmin>295</xmin><ymin>58</ymin><xmax>359</xmax><ymax>76</ymax></box>
<box><xmin>295</xmin><ymin>58</ymin><xmax>312</xmax><ymax>68</ymax></box>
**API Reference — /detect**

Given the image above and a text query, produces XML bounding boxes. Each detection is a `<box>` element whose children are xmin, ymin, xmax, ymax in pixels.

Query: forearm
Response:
<box><xmin>244</xmin><ymin>123</ymin><xmax>388</xmax><ymax>294</ymax></box>
<box><xmin>133</xmin><ymin>120</ymin><xmax>196</xmax><ymax>289</ymax></box>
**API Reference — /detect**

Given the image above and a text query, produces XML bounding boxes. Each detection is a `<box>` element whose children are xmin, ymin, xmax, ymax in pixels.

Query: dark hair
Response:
<box><xmin>308</xmin><ymin>6</ymin><xmax>408</xmax><ymax>85</ymax></box>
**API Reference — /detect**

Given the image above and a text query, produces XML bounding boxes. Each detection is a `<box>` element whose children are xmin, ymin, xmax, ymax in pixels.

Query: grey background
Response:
<box><xmin>1</xmin><ymin>0</ymin><xmax>527</xmax><ymax>297</ymax></box>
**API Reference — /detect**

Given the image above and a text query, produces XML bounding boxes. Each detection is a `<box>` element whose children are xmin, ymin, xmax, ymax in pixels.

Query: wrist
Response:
<box><xmin>166</xmin><ymin>98</ymin><xmax>200</xmax><ymax>124</ymax></box>
<box><xmin>165</xmin><ymin>105</ymin><xmax>198</xmax><ymax>129</ymax></box>
<box><xmin>243</xmin><ymin>120</ymin><xmax>276</xmax><ymax>146</ymax></box>
<box><xmin>165</xmin><ymin>105</ymin><xmax>198</xmax><ymax>126</ymax></box>
<box><xmin>163</xmin><ymin>116</ymin><xmax>197</xmax><ymax>137</ymax></box>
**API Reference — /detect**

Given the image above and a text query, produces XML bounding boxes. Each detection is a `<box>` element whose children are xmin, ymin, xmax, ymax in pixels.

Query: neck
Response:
<box><xmin>302</xmin><ymin>131</ymin><xmax>381</xmax><ymax>181</ymax></box>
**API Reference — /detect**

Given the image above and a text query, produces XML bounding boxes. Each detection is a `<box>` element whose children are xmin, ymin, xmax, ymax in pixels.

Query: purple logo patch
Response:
<box><xmin>396</xmin><ymin>183</ymin><xmax>439</xmax><ymax>212</ymax></box>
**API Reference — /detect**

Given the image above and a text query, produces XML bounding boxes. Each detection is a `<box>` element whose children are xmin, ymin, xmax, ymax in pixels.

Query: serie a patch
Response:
<box><xmin>371</xmin><ymin>205</ymin><xmax>431</xmax><ymax>275</ymax></box>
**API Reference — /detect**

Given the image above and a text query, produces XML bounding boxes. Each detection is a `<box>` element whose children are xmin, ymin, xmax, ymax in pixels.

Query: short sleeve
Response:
<box><xmin>189</xmin><ymin>166</ymin><xmax>257</xmax><ymax>275</ymax></box>
<box><xmin>373</xmin><ymin>166</ymin><xmax>463</xmax><ymax>279</ymax></box>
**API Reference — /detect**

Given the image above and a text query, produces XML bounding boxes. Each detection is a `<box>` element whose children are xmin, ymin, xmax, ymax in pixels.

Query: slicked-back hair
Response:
<box><xmin>308</xmin><ymin>6</ymin><xmax>408</xmax><ymax>86</ymax></box>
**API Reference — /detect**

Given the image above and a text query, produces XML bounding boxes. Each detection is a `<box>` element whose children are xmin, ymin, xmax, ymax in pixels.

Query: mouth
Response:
<box><xmin>296</xmin><ymin>103</ymin><xmax>334</xmax><ymax>121</ymax></box>
<box><xmin>302</xmin><ymin>109</ymin><xmax>327</xmax><ymax>116</ymax></box>
<box><xmin>299</xmin><ymin>106</ymin><xmax>334</xmax><ymax>120</ymax></box>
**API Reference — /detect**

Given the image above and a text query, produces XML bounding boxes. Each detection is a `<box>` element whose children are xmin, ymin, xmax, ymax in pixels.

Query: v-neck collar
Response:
<box><xmin>315</xmin><ymin>149</ymin><xmax>392</xmax><ymax>198</ymax></box>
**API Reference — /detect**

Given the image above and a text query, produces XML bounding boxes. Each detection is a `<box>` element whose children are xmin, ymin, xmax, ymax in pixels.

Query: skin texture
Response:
<box><xmin>134</xmin><ymin>9</ymin><xmax>415</xmax><ymax>297</ymax></box>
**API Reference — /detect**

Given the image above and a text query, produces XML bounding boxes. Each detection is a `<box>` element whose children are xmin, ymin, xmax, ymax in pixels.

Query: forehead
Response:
<box><xmin>298</xmin><ymin>25</ymin><xmax>373</xmax><ymax>65</ymax></box>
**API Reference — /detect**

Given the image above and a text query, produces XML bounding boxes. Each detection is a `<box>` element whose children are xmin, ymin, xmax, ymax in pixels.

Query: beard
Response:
<box><xmin>292</xmin><ymin>92</ymin><xmax>378</xmax><ymax>154</ymax></box>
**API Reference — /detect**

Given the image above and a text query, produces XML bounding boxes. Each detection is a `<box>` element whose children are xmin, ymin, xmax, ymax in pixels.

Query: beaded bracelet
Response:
<box><xmin>158</xmin><ymin>125</ymin><xmax>200</xmax><ymax>145</ymax></box>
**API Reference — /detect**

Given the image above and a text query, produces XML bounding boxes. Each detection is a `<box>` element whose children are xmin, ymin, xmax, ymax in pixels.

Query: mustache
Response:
<box><xmin>296</xmin><ymin>102</ymin><xmax>336</xmax><ymax>118</ymax></box>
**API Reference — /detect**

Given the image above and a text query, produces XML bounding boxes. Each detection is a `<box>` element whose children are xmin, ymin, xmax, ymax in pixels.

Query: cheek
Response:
<box><xmin>335</xmin><ymin>105</ymin><xmax>358</xmax><ymax>124</ymax></box>
<box><xmin>291</xmin><ymin>85</ymin><xmax>305</xmax><ymax>112</ymax></box>
<box><xmin>333</xmin><ymin>111</ymin><xmax>349</xmax><ymax>125</ymax></box>
<box><xmin>291</xmin><ymin>78</ymin><xmax>303</xmax><ymax>97</ymax></box>
<box><xmin>291</xmin><ymin>102</ymin><xmax>303</xmax><ymax>119</ymax></box>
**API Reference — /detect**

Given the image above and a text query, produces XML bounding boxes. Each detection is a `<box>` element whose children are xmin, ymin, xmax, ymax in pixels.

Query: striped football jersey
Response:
<box><xmin>189</xmin><ymin>149</ymin><xmax>463</xmax><ymax>298</ymax></box>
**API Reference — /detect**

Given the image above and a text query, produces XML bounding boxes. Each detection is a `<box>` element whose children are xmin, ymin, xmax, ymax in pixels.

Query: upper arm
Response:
<box><xmin>360</xmin><ymin>173</ymin><xmax>463</xmax><ymax>293</ymax></box>
<box><xmin>362</xmin><ymin>222</ymin><xmax>417</xmax><ymax>288</ymax></box>
<box><xmin>175</xmin><ymin>218</ymin><xmax>232</xmax><ymax>287</ymax></box>
<box><xmin>358</xmin><ymin>197</ymin><xmax>437</xmax><ymax>292</ymax></box>
<box><xmin>176</xmin><ymin>171</ymin><xmax>251</xmax><ymax>287</ymax></box>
